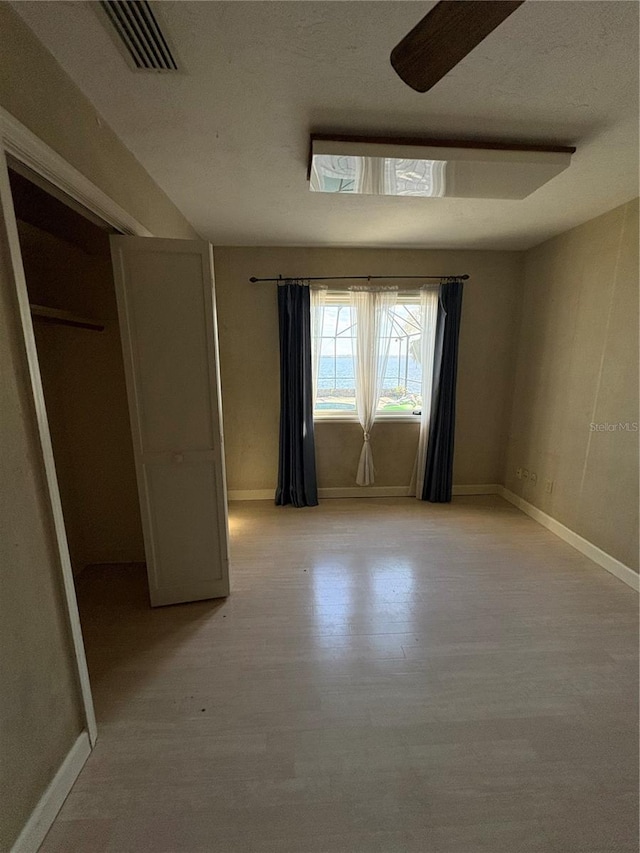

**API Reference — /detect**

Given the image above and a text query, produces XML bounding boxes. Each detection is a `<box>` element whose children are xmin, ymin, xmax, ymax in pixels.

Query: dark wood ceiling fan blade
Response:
<box><xmin>391</xmin><ymin>0</ymin><xmax>525</xmax><ymax>93</ymax></box>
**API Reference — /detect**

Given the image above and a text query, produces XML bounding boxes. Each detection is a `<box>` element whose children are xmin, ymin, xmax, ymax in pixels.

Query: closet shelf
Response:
<box><xmin>30</xmin><ymin>304</ymin><xmax>105</xmax><ymax>331</ymax></box>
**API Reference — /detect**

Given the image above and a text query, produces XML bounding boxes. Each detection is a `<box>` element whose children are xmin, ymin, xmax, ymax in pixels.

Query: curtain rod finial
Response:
<box><xmin>461</xmin><ymin>275</ymin><xmax>470</xmax><ymax>280</ymax></box>
<box><xmin>249</xmin><ymin>277</ymin><xmax>257</xmax><ymax>283</ymax></box>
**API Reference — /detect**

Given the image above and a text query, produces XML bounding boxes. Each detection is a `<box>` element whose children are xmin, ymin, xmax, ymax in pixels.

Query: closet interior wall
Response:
<box><xmin>10</xmin><ymin>169</ymin><xmax>144</xmax><ymax>576</ymax></box>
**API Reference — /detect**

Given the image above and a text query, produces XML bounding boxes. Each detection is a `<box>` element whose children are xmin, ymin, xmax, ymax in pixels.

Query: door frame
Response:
<box><xmin>0</xmin><ymin>106</ymin><xmax>152</xmax><ymax>747</ymax></box>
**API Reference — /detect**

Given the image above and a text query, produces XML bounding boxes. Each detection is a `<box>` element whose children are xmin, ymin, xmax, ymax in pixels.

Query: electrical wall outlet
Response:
<box><xmin>530</xmin><ymin>472</ymin><xmax>538</xmax><ymax>485</ymax></box>
<box><xmin>522</xmin><ymin>469</ymin><xmax>529</xmax><ymax>480</ymax></box>
<box><xmin>545</xmin><ymin>479</ymin><xmax>554</xmax><ymax>494</ymax></box>
<box><xmin>516</xmin><ymin>467</ymin><xmax>523</xmax><ymax>479</ymax></box>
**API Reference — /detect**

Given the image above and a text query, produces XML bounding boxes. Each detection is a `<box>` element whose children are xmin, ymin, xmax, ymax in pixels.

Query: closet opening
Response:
<box><xmin>9</xmin><ymin>163</ymin><xmax>149</xmax><ymax>676</ymax></box>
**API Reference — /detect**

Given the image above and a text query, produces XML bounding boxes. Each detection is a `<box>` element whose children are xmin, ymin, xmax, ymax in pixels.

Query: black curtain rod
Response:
<box><xmin>249</xmin><ymin>274</ymin><xmax>469</xmax><ymax>283</ymax></box>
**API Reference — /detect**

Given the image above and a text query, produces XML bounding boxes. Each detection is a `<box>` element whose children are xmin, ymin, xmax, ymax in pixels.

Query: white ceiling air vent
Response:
<box><xmin>98</xmin><ymin>1</ymin><xmax>178</xmax><ymax>71</ymax></box>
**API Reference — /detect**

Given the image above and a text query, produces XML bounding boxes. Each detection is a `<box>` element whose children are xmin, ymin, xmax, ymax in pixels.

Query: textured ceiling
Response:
<box><xmin>12</xmin><ymin>0</ymin><xmax>640</xmax><ymax>250</ymax></box>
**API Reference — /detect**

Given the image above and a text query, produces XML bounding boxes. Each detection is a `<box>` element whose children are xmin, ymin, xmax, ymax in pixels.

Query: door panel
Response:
<box><xmin>145</xmin><ymin>461</ymin><xmax>224</xmax><ymax>586</ymax></box>
<box><xmin>127</xmin><ymin>250</ymin><xmax>214</xmax><ymax>452</ymax></box>
<box><xmin>110</xmin><ymin>236</ymin><xmax>229</xmax><ymax>606</ymax></box>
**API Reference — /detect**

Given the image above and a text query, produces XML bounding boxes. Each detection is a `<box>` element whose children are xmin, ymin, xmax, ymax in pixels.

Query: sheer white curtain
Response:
<box><xmin>310</xmin><ymin>287</ymin><xmax>327</xmax><ymax>410</ymax></box>
<box><xmin>412</xmin><ymin>284</ymin><xmax>440</xmax><ymax>498</ymax></box>
<box><xmin>351</xmin><ymin>288</ymin><xmax>397</xmax><ymax>486</ymax></box>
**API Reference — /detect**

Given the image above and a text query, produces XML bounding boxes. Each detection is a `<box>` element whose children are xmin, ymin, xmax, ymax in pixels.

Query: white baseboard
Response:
<box><xmin>499</xmin><ymin>487</ymin><xmax>639</xmax><ymax>592</ymax></box>
<box><xmin>320</xmin><ymin>486</ymin><xmax>411</xmax><ymax>499</ymax></box>
<box><xmin>452</xmin><ymin>484</ymin><xmax>500</xmax><ymax>496</ymax></box>
<box><xmin>227</xmin><ymin>489</ymin><xmax>274</xmax><ymax>501</ymax></box>
<box><xmin>11</xmin><ymin>732</ymin><xmax>91</xmax><ymax>853</ymax></box>
<box><xmin>228</xmin><ymin>484</ymin><xmax>500</xmax><ymax>501</ymax></box>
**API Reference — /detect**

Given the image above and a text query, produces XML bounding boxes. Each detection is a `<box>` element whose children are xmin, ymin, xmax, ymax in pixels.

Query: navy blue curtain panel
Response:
<box><xmin>275</xmin><ymin>283</ymin><xmax>319</xmax><ymax>507</ymax></box>
<box><xmin>422</xmin><ymin>279</ymin><xmax>464</xmax><ymax>503</ymax></box>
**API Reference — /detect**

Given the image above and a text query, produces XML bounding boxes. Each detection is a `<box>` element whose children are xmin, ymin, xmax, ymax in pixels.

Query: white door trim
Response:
<box><xmin>0</xmin><ymin>106</ymin><xmax>151</xmax><ymax>237</ymax></box>
<box><xmin>0</xmin><ymin>149</ymin><xmax>97</xmax><ymax>746</ymax></box>
<box><xmin>0</xmin><ymin>108</ymin><xmax>151</xmax><ymax>750</ymax></box>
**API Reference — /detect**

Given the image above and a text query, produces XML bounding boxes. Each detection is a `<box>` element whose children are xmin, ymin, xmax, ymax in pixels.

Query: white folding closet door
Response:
<box><xmin>110</xmin><ymin>237</ymin><xmax>229</xmax><ymax>606</ymax></box>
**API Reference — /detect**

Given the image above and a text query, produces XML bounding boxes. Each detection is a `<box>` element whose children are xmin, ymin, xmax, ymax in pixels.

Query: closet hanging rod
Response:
<box><xmin>30</xmin><ymin>304</ymin><xmax>105</xmax><ymax>331</ymax></box>
<box><xmin>249</xmin><ymin>274</ymin><xmax>469</xmax><ymax>283</ymax></box>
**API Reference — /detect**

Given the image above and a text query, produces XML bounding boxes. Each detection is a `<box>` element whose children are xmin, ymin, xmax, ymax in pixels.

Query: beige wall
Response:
<box><xmin>214</xmin><ymin>246</ymin><xmax>523</xmax><ymax>492</ymax></box>
<box><xmin>19</xmin><ymin>220</ymin><xmax>144</xmax><ymax>574</ymax></box>
<box><xmin>0</xmin><ymin>8</ymin><xmax>198</xmax><ymax>849</ymax></box>
<box><xmin>505</xmin><ymin>199</ymin><xmax>639</xmax><ymax>570</ymax></box>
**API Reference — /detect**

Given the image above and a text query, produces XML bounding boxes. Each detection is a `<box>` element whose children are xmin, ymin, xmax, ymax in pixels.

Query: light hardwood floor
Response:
<box><xmin>41</xmin><ymin>496</ymin><xmax>638</xmax><ymax>853</ymax></box>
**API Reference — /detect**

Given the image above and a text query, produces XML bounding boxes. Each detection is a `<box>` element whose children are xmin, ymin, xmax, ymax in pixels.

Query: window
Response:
<box><xmin>312</xmin><ymin>291</ymin><xmax>424</xmax><ymax>419</ymax></box>
<box><xmin>314</xmin><ymin>293</ymin><xmax>357</xmax><ymax>415</ymax></box>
